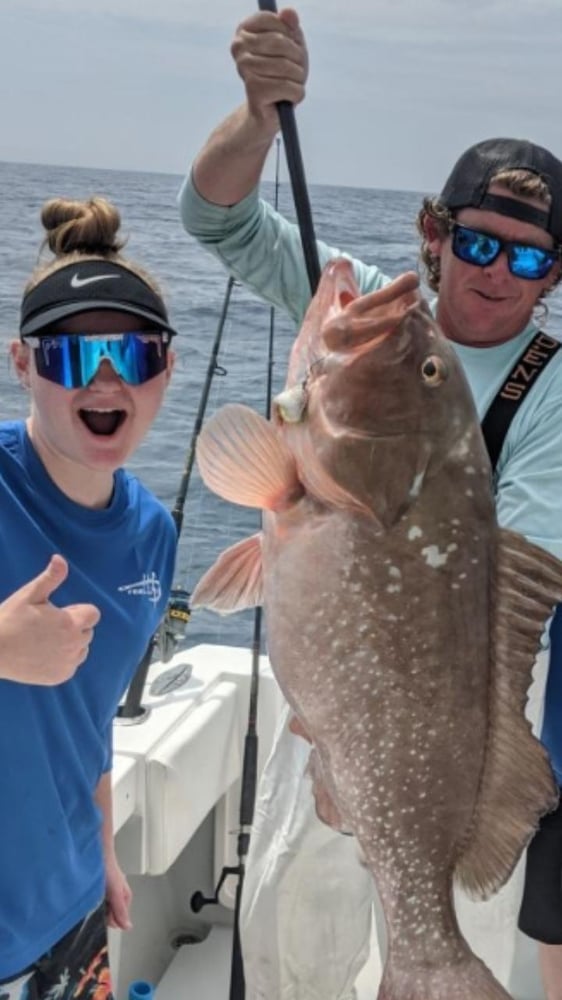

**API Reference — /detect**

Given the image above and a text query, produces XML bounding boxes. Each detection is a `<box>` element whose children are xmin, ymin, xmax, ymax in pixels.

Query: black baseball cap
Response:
<box><xmin>20</xmin><ymin>259</ymin><xmax>178</xmax><ymax>339</ymax></box>
<box><xmin>440</xmin><ymin>138</ymin><xmax>562</xmax><ymax>244</ymax></box>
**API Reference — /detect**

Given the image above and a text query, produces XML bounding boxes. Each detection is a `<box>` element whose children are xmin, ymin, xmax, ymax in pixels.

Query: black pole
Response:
<box><xmin>257</xmin><ymin>0</ymin><xmax>320</xmax><ymax>296</ymax></box>
<box><xmin>170</xmin><ymin>275</ymin><xmax>235</xmax><ymax>539</ymax></box>
<box><xmin>117</xmin><ymin>277</ymin><xmax>235</xmax><ymax>721</ymax></box>
<box><xmin>228</xmin><ymin>137</ymin><xmax>282</xmax><ymax>1000</ymax></box>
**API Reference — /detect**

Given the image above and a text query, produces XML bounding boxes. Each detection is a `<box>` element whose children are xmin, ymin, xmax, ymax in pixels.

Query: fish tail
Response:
<box><xmin>378</xmin><ymin>951</ymin><xmax>512</xmax><ymax>1000</ymax></box>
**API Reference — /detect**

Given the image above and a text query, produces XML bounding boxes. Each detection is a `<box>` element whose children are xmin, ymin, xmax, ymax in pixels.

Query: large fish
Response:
<box><xmin>192</xmin><ymin>259</ymin><xmax>562</xmax><ymax>999</ymax></box>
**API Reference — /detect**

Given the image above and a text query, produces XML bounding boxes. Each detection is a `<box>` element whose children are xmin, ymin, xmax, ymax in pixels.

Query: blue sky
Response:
<box><xmin>1</xmin><ymin>0</ymin><xmax>560</xmax><ymax>192</ymax></box>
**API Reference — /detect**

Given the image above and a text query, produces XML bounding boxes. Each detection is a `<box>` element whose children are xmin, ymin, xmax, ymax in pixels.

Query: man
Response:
<box><xmin>179</xmin><ymin>8</ymin><xmax>562</xmax><ymax>998</ymax></box>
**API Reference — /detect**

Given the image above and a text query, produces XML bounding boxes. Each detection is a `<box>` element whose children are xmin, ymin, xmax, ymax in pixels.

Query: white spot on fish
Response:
<box><xmin>452</xmin><ymin>430</ymin><xmax>473</xmax><ymax>458</ymax></box>
<box><xmin>408</xmin><ymin>525</ymin><xmax>423</xmax><ymax>540</ymax></box>
<box><xmin>421</xmin><ymin>545</ymin><xmax>449</xmax><ymax>568</ymax></box>
<box><xmin>409</xmin><ymin>473</ymin><xmax>425</xmax><ymax>499</ymax></box>
<box><xmin>389</xmin><ymin>566</ymin><xmax>401</xmax><ymax>578</ymax></box>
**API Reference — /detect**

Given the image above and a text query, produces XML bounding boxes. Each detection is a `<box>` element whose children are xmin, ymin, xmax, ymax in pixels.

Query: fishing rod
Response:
<box><xmin>189</xmin><ymin>138</ymin><xmax>283</xmax><ymax>1000</ymax></box>
<box><xmin>120</xmin><ymin>0</ymin><xmax>320</xmax><ymax>721</ymax></box>
<box><xmin>227</xmin><ymin>136</ymin><xmax>283</xmax><ymax>1000</ymax></box>
<box><xmin>116</xmin><ymin>276</ymin><xmax>235</xmax><ymax>723</ymax></box>
<box><xmin>218</xmin><ymin>6</ymin><xmax>323</xmax><ymax>993</ymax></box>
<box><xmin>258</xmin><ymin>0</ymin><xmax>321</xmax><ymax>295</ymax></box>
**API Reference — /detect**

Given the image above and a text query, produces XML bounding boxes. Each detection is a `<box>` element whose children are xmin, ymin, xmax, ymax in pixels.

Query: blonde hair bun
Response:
<box><xmin>41</xmin><ymin>196</ymin><xmax>124</xmax><ymax>258</ymax></box>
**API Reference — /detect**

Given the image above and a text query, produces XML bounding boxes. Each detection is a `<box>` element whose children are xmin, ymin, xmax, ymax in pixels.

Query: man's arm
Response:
<box><xmin>181</xmin><ymin>8</ymin><xmax>389</xmax><ymax>321</ymax></box>
<box><xmin>191</xmin><ymin>8</ymin><xmax>308</xmax><ymax>207</ymax></box>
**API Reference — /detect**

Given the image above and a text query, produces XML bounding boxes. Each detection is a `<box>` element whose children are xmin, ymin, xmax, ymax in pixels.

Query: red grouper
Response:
<box><xmin>192</xmin><ymin>258</ymin><xmax>562</xmax><ymax>1000</ymax></box>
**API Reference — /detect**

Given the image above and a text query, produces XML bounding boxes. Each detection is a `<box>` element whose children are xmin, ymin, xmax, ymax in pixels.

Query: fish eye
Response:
<box><xmin>421</xmin><ymin>355</ymin><xmax>447</xmax><ymax>387</ymax></box>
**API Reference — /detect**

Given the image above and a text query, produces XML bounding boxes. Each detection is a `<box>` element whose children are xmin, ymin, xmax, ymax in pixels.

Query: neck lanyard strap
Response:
<box><xmin>480</xmin><ymin>331</ymin><xmax>561</xmax><ymax>471</ymax></box>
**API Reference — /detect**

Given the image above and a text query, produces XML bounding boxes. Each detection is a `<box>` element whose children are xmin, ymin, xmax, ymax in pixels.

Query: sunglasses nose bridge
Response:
<box><xmin>87</xmin><ymin>353</ymin><xmax>124</xmax><ymax>385</ymax></box>
<box><xmin>482</xmin><ymin>245</ymin><xmax>511</xmax><ymax>275</ymax></box>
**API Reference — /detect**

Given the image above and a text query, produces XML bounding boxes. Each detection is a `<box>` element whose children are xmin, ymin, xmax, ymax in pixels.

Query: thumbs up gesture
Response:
<box><xmin>0</xmin><ymin>555</ymin><xmax>101</xmax><ymax>685</ymax></box>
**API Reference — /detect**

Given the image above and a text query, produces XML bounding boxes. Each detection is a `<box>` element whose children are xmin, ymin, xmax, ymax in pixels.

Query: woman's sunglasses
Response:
<box><xmin>450</xmin><ymin>223</ymin><xmax>559</xmax><ymax>281</ymax></box>
<box><xmin>25</xmin><ymin>331</ymin><xmax>171</xmax><ymax>388</ymax></box>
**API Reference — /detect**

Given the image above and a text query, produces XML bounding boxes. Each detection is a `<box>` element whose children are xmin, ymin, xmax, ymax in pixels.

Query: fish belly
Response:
<box><xmin>263</xmin><ymin>509</ymin><xmax>493</xmax><ymax>967</ymax></box>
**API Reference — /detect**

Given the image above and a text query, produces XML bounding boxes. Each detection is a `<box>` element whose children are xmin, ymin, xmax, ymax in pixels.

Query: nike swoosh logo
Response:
<box><xmin>70</xmin><ymin>273</ymin><xmax>121</xmax><ymax>288</ymax></box>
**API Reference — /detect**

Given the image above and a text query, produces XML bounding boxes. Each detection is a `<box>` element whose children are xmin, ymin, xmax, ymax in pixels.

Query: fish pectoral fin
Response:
<box><xmin>191</xmin><ymin>533</ymin><xmax>264</xmax><ymax>613</ymax></box>
<box><xmin>196</xmin><ymin>403</ymin><xmax>303</xmax><ymax>511</ymax></box>
<box><xmin>455</xmin><ymin>528</ymin><xmax>562</xmax><ymax>899</ymax></box>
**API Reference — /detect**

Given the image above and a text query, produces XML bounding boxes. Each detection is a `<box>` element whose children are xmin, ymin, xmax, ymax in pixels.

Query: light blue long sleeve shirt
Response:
<box><xmin>180</xmin><ymin>175</ymin><xmax>562</xmax><ymax>562</ymax></box>
<box><xmin>180</xmin><ymin>175</ymin><xmax>562</xmax><ymax>779</ymax></box>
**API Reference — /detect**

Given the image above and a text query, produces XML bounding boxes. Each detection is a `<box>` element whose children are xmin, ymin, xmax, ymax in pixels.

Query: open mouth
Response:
<box><xmin>79</xmin><ymin>408</ymin><xmax>127</xmax><ymax>436</ymax></box>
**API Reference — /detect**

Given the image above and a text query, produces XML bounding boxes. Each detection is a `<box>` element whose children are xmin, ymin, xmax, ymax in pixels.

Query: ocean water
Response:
<box><xmin>1</xmin><ymin>159</ymin><xmax>561</xmax><ymax>652</ymax></box>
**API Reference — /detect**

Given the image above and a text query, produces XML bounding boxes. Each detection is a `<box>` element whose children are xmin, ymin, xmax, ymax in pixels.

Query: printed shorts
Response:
<box><xmin>0</xmin><ymin>901</ymin><xmax>114</xmax><ymax>1000</ymax></box>
<box><xmin>519</xmin><ymin>792</ymin><xmax>562</xmax><ymax>944</ymax></box>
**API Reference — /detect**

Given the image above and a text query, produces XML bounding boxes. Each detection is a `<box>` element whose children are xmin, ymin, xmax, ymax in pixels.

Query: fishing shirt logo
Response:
<box><xmin>118</xmin><ymin>571</ymin><xmax>162</xmax><ymax>604</ymax></box>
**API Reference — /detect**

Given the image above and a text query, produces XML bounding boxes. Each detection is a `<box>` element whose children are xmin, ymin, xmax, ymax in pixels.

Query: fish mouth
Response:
<box><xmin>323</xmin><ymin>272</ymin><xmax>421</xmax><ymax>354</ymax></box>
<box><xmin>78</xmin><ymin>407</ymin><xmax>127</xmax><ymax>436</ymax></box>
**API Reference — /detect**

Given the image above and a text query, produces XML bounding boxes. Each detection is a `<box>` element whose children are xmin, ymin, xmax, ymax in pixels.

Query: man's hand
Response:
<box><xmin>0</xmin><ymin>554</ymin><xmax>100</xmax><ymax>685</ymax></box>
<box><xmin>232</xmin><ymin>7</ymin><xmax>308</xmax><ymax>130</ymax></box>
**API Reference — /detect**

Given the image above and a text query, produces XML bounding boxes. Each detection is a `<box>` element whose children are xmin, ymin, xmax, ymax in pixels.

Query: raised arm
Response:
<box><xmin>192</xmin><ymin>7</ymin><xmax>308</xmax><ymax>207</ymax></box>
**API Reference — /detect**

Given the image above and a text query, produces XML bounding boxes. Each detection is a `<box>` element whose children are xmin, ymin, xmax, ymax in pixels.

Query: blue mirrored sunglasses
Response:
<box><xmin>450</xmin><ymin>223</ymin><xmax>558</xmax><ymax>280</ymax></box>
<box><xmin>25</xmin><ymin>331</ymin><xmax>171</xmax><ymax>388</ymax></box>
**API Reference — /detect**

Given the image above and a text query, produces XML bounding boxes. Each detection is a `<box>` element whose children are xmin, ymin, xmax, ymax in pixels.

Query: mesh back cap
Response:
<box><xmin>440</xmin><ymin>138</ymin><xmax>562</xmax><ymax>243</ymax></box>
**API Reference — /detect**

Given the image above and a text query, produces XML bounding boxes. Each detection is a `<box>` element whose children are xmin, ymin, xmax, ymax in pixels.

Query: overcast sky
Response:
<box><xmin>1</xmin><ymin>0</ymin><xmax>560</xmax><ymax>192</ymax></box>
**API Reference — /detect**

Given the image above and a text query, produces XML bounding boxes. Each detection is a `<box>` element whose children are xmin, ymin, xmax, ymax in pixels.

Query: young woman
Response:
<box><xmin>0</xmin><ymin>196</ymin><xmax>178</xmax><ymax>999</ymax></box>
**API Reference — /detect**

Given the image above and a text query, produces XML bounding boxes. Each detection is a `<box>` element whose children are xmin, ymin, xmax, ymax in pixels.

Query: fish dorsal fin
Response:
<box><xmin>191</xmin><ymin>533</ymin><xmax>264</xmax><ymax>613</ymax></box>
<box><xmin>455</xmin><ymin>528</ymin><xmax>562</xmax><ymax>898</ymax></box>
<box><xmin>196</xmin><ymin>403</ymin><xmax>303</xmax><ymax>511</ymax></box>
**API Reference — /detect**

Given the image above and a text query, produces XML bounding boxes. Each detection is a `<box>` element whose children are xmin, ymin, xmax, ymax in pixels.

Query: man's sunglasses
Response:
<box><xmin>25</xmin><ymin>331</ymin><xmax>171</xmax><ymax>388</ymax></box>
<box><xmin>450</xmin><ymin>222</ymin><xmax>559</xmax><ymax>281</ymax></box>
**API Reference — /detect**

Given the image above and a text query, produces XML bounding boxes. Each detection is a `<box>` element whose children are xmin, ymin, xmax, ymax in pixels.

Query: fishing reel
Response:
<box><xmin>155</xmin><ymin>587</ymin><xmax>191</xmax><ymax>663</ymax></box>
